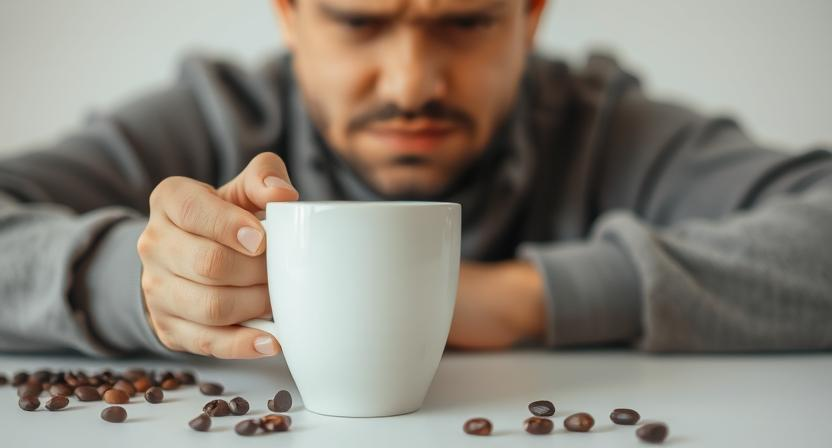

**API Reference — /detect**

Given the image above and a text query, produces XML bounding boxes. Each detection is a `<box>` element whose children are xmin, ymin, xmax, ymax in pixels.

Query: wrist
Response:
<box><xmin>499</xmin><ymin>260</ymin><xmax>546</xmax><ymax>343</ymax></box>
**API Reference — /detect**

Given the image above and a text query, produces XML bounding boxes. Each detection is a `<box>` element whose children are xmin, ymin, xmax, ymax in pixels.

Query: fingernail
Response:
<box><xmin>237</xmin><ymin>226</ymin><xmax>263</xmax><ymax>254</ymax></box>
<box><xmin>264</xmin><ymin>176</ymin><xmax>297</xmax><ymax>192</ymax></box>
<box><xmin>254</xmin><ymin>336</ymin><xmax>277</xmax><ymax>356</ymax></box>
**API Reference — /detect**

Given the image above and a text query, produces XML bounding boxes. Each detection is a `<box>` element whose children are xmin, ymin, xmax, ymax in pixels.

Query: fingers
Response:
<box><xmin>155</xmin><ymin>315</ymin><xmax>281</xmax><ymax>359</ymax></box>
<box><xmin>217</xmin><ymin>152</ymin><xmax>299</xmax><ymax>212</ymax></box>
<box><xmin>151</xmin><ymin>176</ymin><xmax>266</xmax><ymax>256</ymax></box>
<box><xmin>146</xmin><ymin>275</ymin><xmax>270</xmax><ymax>326</ymax></box>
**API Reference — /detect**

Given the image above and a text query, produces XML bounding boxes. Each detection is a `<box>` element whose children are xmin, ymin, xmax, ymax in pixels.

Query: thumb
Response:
<box><xmin>217</xmin><ymin>152</ymin><xmax>299</xmax><ymax>212</ymax></box>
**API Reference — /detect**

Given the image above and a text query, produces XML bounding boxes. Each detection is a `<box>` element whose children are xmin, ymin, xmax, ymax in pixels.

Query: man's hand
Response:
<box><xmin>448</xmin><ymin>261</ymin><xmax>546</xmax><ymax>350</ymax></box>
<box><xmin>137</xmin><ymin>153</ymin><xmax>299</xmax><ymax>359</ymax></box>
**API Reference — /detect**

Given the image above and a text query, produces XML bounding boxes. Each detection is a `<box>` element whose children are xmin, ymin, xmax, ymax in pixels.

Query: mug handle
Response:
<box><xmin>239</xmin><ymin>219</ymin><xmax>278</xmax><ymax>337</ymax></box>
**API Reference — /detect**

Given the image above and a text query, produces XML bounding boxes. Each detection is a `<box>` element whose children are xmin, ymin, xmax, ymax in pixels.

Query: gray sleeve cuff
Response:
<box><xmin>517</xmin><ymin>239</ymin><xmax>642</xmax><ymax>347</ymax></box>
<box><xmin>82</xmin><ymin>218</ymin><xmax>177</xmax><ymax>358</ymax></box>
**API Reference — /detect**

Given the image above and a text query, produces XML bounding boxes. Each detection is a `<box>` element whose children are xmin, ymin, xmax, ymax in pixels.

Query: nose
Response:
<box><xmin>377</xmin><ymin>29</ymin><xmax>448</xmax><ymax>112</ymax></box>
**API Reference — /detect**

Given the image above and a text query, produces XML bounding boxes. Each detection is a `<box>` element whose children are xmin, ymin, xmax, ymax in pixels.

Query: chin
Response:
<box><xmin>371</xmin><ymin>169</ymin><xmax>449</xmax><ymax>200</ymax></box>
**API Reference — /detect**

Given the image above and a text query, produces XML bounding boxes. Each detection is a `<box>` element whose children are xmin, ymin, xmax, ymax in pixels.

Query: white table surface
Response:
<box><xmin>2</xmin><ymin>350</ymin><xmax>831</xmax><ymax>447</ymax></box>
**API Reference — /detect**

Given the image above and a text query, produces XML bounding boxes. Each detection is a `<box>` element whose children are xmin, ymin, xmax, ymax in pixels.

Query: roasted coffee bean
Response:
<box><xmin>564</xmin><ymin>412</ymin><xmax>595</xmax><ymax>432</ymax></box>
<box><xmin>18</xmin><ymin>396</ymin><xmax>40</xmax><ymax>411</ymax></box>
<box><xmin>124</xmin><ymin>368</ymin><xmax>147</xmax><ymax>382</ymax></box>
<box><xmin>523</xmin><ymin>416</ymin><xmax>554</xmax><ymax>435</ymax></box>
<box><xmin>64</xmin><ymin>372</ymin><xmax>83</xmax><ymax>387</ymax></box>
<box><xmin>189</xmin><ymin>413</ymin><xmax>211</xmax><ymax>432</ymax></box>
<box><xmin>101</xmin><ymin>406</ymin><xmax>127</xmax><ymax>423</ymax></box>
<box><xmin>229</xmin><ymin>397</ymin><xmax>250</xmax><ymax>415</ymax></box>
<box><xmin>235</xmin><ymin>419</ymin><xmax>260</xmax><ymax>436</ymax></box>
<box><xmin>103</xmin><ymin>388</ymin><xmax>130</xmax><ymax>404</ymax></box>
<box><xmin>268</xmin><ymin>390</ymin><xmax>292</xmax><ymax>412</ymax></box>
<box><xmin>463</xmin><ymin>418</ymin><xmax>492</xmax><ymax>436</ymax></box>
<box><xmin>97</xmin><ymin>384</ymin><xmax>112</xmax><ymax>396</ymax></box>
<box><xmin>528</xmin><ymin>400</ymin><xmax>556</xmax><ymax>417</ymax></box>
<box><xmin>32</xmin><ymin>369</ymin><xmax>52</xmax><ymax>384</ymax></box>
<box><xmin>176</xmin><ymin>371</ymin><xmax>197</xmax><ymax>385</ymax></box>
<box><xmin>637</xmin><ymin>423</ymin><xmax>669</xmax><ymax>444</ymax></box>
<box><xmin>203</xmin><ymin>399</ymin><xmax>231</xmax><ymax>417</ymax></box>
<box><xmin>45</xmin><ymin>396</ymin><xmax>69</xmax><ymax>411</ymax></box>
<box><xmin>199</xmin><ymin>382</ymin><xmax>224</xmax><ymax>396</ymax></box>
<box><xmin>12</xmin><ymin>372</ymin><xmax>29</xmax><ymax>387</ymax></box>
<box><xmin>161</xmin><ymin>378</ymin><xmax>180</xmax><ymax>390</ymax></box>
<box><xmin>610</xmin><ymin>408</ymin><xmax>641</xmax><ymax>425</ymax></box>
<box><xmin>260</xmin><ymin>414</ymin><xmax>291</xmax><ymax>432</ymax></box>
<box><xmin>145</xmin><ymin>386</ymin><xmax>164</xmax><ymax>404</ymax></box>
<box><xmin>50</xmin><ymin>383</ymin><xmax>74</xmax><ymax>397</ymax></box>
<box><xmin>18</xmin><ymin>383</ymin><xmax>42</xmax><ymax>398</ymax></box>
<box><xmin>133</xmin><ymin>377</ymin><xmax>152</xmax><ymax>393</ymax></box>
<box><xmin>0</xmin><ymin>373</ymin><xmax>7</xmax><ymax>386</ymax></box>
<box><xmin>74</xmin><ymin>385</ymin><xmax>101</xmax><ymax>401</ymax></box>
<box><xmin>113</xmin><ymin>379</ymin><xmax>136</xmax><ymax>397</ymax></box>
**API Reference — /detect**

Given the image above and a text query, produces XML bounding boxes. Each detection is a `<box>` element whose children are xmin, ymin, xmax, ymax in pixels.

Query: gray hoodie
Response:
<box><xmin>1</xmin><ymin>52</ymin><xmax>831</xmax><ymax>357</ymax></box>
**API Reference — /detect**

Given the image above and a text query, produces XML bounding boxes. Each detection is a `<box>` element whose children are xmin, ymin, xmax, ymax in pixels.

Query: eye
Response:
<box><xmin>339</xmin><ymin>15</ymin><xmax>383</xmax><ymax>30</ymax></box>
<box><xmin>445</xmin><ymin>15</ymin><xmax>495</xmax><ymax>30</ymax></box>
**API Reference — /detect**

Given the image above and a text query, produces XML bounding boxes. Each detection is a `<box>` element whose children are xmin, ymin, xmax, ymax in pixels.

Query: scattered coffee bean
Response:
<box><xmin>97</xmin><ymin>385</ymin><xmax>112</xmax><ymax>396</ymax></box>
<box><xmin>45</xmin><ymin>395</ymin><xmax>69</xmax><ymax>411</ymax></box>
<box><xmin>203</xmin><ymin>399</ymin><xmax>231</xmax><ymax>417</ymax></box>
<box><xmin>74</xmin><ymin>385</ymin><xmax>101</xmax><ymax>402</ymax></box>
<box><xmin>123</xmin><ymin>368</ymin><xmax>147</xmax><ymax>382</ymax></box>
<box><xmin>523</xmin><ymin>416</ymin><xmax>554</xmax><ymax>435</ymax></box>
<box><xmin>113</xmin><ymin>380</ymin><xmax>136</xmax><ymax>397</ymax></box>
<box><xmin>12</xmin><ymin>372</ymin><xmax>29</xmax><ymax>387</ymax></box>
<box><xmin>101</xmin><ymin>406</ymin><xmax>127</xmax><ymax>423</ymax></box>
<box><xmin>103</xmin><ymin>388</ymin><xmax>130</xmax><ymax>404</ymax></box>
<box><xmin>0</xmin><ymin>373</ymin><xmax>7</xmax><ymax>386</ymax></box>
<box><xmin>50</xmin><ymin>383</ymin><xmax>74</xmax><ymax>397</ymax></box>
<box><xmin>637</xmin><ymin>422</ymin><xmax>669</xmax><ymax>444</ymax></box>
<box><xmin>610</xmin><ymin>408</ymin><xmax>641</xmax><ymax>425</ymax></box>
<box><xmin>229</xmin><ymin>397</ymin><xmax>250</xmax><ymax>415</ymax></box>
<box><xmin>268</xmin><ymin>390</ymin><xmax>292</xmax><ymax>412</ymax></box>
<box><xmin>161</xmin><ymin>378</ymin><xmax>180</xmax><ymax>391</ymax></box>
<box><xmin>18</xmin><ymin>396</ymin><xmax>40</xmax><ymax>411</ymax></box>
<box><xmin>235</xmin><ymin>419</ymin><xmax>260</xmax><ymax>436</ymax></box>
<box><xmin>260</xmin><ymin>414</ymin><xmax>291</xmax><ymax>432</ymax></box>
<box><xmin>17</xmin><ymin>383</ymin><xmax>42</xmax><ymax>398</ymax></box>
<box><xmin>176</xmin><ymin>371</ymin><xmax>197</xmax><ymax>385</ymax></box>
<box><xmin>564</xmin><ymin>412</ymin><xmax>595</xmax><ymax>432</ymax></box>
<box><xmin>199</xmin><ymin>382</ymin><xmax>224</xmax><ymax>396</ymax></box>
<box><xmin>528</xmin><ymin>399</ymin><xmax>556</xmax><ymax>417</ymax></box>
<box><xmin>145</xmin><ymin>386</ymin><xmax>164</xmax><ymax>404</ymax></box>
<box><xmin>189</xmin><ymin>413</ymin><xmax>211</xmax><ymax>432</ymax></box>
<box><xmin>32</xmin><ymin>369</ymin><xmax>51</xmax><ymax>384</ymax></box>
<box><xmin>133</xmin><ymin>377</ymin><xmax>152</xmax><ymax>393</ymax></box>
<box><xmin>463</xmin><ymin>418</ymin><xmax>492</xmax><ymax>436</ymax></box>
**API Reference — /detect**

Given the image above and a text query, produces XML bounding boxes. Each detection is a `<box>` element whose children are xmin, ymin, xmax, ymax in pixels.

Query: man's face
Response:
<box><xmin>275</xmin><ymin>0</ymin><xmax>544</xmax><ymax>198</ymax></box>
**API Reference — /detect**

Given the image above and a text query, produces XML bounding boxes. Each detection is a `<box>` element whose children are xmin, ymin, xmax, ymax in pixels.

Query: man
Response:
<box><xmin>1</xmin><ymin>0</ymin><xmax>831</xmax><ymax>359</ymax></box>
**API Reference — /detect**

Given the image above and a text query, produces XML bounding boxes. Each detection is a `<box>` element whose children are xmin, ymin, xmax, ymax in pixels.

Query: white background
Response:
<box><xmin>1</xmin><ymin>0</ymin><xmax>830</xmax><ymax>154</ymax></box>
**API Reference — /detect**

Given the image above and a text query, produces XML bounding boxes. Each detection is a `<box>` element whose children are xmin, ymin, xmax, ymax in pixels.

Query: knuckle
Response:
<box><xmin>136</xmin><ymin>231</ymin><xmax>154</xmax><ymax>258</ymax></box>
<box><xmin>193</xmin><ymin>244</ymin><xmax>230</xmax><ymax>281</ymax></box>
<box><xmin>195</xmin><ymin>330</ymin><xmax>214</xmax><ymax>357</ymax></box>
<box><xmin>178</xmin><ymin>191</ymin><xmax>204</xmax><ymax>228</ymax></box>
<box><xmin>204</xmin><ymin>290</ymin><xmax>234</xmax><ymax>325</ymax></box>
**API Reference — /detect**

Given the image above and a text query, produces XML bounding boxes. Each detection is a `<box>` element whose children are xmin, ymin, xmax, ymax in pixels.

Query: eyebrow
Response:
<box><xmin>317</xmin><ymin>0</ymin><xmax>508</xmax><ymax>23</ymax></box>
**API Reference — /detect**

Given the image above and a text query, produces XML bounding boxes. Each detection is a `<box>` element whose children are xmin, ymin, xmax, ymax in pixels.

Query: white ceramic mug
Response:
<box><xmin>242</xmin><ymin>201</ymin><xmax>461</xmax><ymax>417</ymax></box>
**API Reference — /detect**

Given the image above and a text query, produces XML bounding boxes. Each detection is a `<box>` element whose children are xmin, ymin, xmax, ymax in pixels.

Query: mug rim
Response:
<box><xmin>266</xmin><ymin>201</ymin><xmax>459</xmax><ymax>207</ymax></box>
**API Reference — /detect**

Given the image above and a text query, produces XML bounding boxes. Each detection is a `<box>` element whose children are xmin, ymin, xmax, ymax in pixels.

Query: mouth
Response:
<box><xmin>364</xmin><ymin>120</ymin><xmax>459</xmax><ymax>153</ymax></box>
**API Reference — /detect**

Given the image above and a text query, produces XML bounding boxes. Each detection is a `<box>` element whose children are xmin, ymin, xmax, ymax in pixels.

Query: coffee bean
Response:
<box><xmin>203</xmin><ymin>399</ymin><xmax>231</xmax><ymax>417</ymax></box>
<box><xmin>175</xmin><ymin>371</ymin><xmax>197</xmax><ymax>385</ymax></box>
<box><xmin>199</xmin><ymin>382</ymin><xmax>224</xmax><ymax>396</ymax></box>
<box><xmin>564</xmin><ymin>412</ymin><xmax>595</xmax><ymax>432</ymax></box>
<box><xmin>0</xmin><ymin>373</ymin><xmax>7</xmax><ymax>386</ymax></box>
<box><xmin>50</xmin><ymin>383</ymin><xmax>74</xmax><ymax>397</ymax></box>
<box><xmin>268</xmin><ymin>390</ymin><xmax>292</xmax><ymax>412</ymax></box>
<box><xmin>189</xmin><ymin>414</ymin><xmax>211</xmax><ymax>432</ymax></box>
<box><xmin>637</xmin><ymin>422</ymin><xmax>669</xmax><ymax>444</ymax></box>
<box><xmin>133</xmin><ymin>377</ymin><xmax>152</xmax><ymax>393</ymax></box>
<box><xmin>229</xmin><ymin>397</ymin><xmax>250</xmax><ymax>415</ymax></box>
<box><xmin>17</xmin><ymin>383</ymin><xmax>42</xmax><ymax>398</ymax></box>
<box><xmin>463</xmin><ymin>418</ymin><xmax>492</xmax><ymax>436</ymax></box>
<box><xmin>145</xmin><ymin>386</ymin><xmax>164</xmax><ymax>404</ymax></box>
<box><xmin>235</xmin><ymin>419</ymin><xmax>260</xmax><ymax>436</ymax></box>
<box><xmin>97</xmin><ymin>384</ymin><xmax>112</xmax><ymax>396</ymax></box>
<box><xmin>18</xmin><ymin>396</ymin><xmax>40</xmax><ymax>411</ymax></box>
<box><xmin>113</xmin><ymin>379</ymin><xmax>136</xmax><ymax>397</ymax></box>
<box><xmin>523</xmin><ymin>416</ymin><xmax>554</xmax><ymax>435</ymax></box>
<box><xmin>161</xmin><ymin>378</ymin><xmax>180</xmax><ymax>390</ymax></box>
<box><xmin>123</xmin><ymin>368</ymin><xmax>147</xmax><ymax>382</ymax></box>
<box><xmin>528</xmin><ymin>399</ymin><xmax>556</xmax><ymax>416</ymax></box>
<box><xmin>45</xmin><ymin>396</ymin><xmax>69</xmax><ymax>411</ymax></box>
<box><xmin>610</xmin><ymin>408</ymin><xmax>641</xmax><ymax>425</ymax></box>
<box><xmin>12</xmin><ymin>372</ymin><xmax>29</xmax><ymax>387</ymax></box>
<box><xmin>32</xmin><ymin>369</ymin><xmax>52</xmax><ymax>384</ymax></box>
<box><xmin>74</xmin><ymin>385</ymin><xmax>101</xmax><ymax>402</ymax></box>
<box><xmin>101</xmin><ymin>406</ymin><xmax>127</xmax><ymax>423</ymax></box>
<box><xmin>103</xmin><ymin>388</ymin><xmax>130</xmax><ymax>404</ymax></box>
<box><xmin>260</xmin><ymin>414</ymin><xmax>291</xmax><ymax>432</ymax></box>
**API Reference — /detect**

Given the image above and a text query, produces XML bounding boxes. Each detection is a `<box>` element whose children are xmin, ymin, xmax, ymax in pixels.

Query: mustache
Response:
<box><xmin>346</xmin><ymin>100</ymin><xmax>474</xmax><ymax>133</ymax></box>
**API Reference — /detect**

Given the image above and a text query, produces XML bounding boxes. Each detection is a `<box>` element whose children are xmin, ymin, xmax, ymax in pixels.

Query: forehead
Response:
<box><xmin>305</xmin><ymin>0</ymin><xmax>512</xmax><ymax>15</ymax></box>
